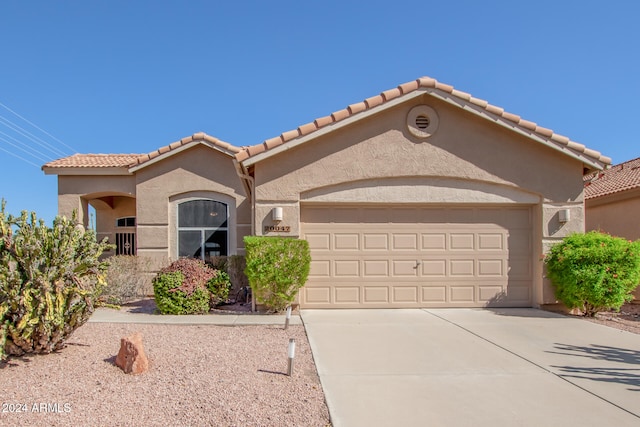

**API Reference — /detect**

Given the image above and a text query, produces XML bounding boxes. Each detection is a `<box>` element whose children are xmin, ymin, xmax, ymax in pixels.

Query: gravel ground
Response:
<box><xmin>0</xmin><ymin>322</ymin><xmax>330</xmax><ymax>427</ymax></box>
<box><xmin>581</xmin><ymin>302</ymin><xmax>640</xmax><ymax>334</ymax></box>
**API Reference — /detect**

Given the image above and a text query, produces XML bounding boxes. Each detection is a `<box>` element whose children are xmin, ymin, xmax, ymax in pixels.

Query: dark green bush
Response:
<box><xmin>152</xmin><ymin>258</ymin><xmax>230</xmax><ymax>314</ymax></box>
<box><xmin>153</xmin><ymin>271</ymin><xmax>210</xmax><ymax>315</ymax></box>
<box><xmin>0</xmin><ymin>202</ymin><xmax>111</xmax><ymax>360</ymax></box>
<box><xmin>207</xmin><ymin>270</ymin><xmax>231</xmax><ymax>306</ymax></box>
<box><xmin>210</xmin><ymin>255</ymin><xmax>249</xmax><ymax>300</ymax></box>
<box><xmin>244</xmin><ymin>236</ymin><xmax>311</xmax><ymax>312</ymax></box>
<box><xmin>545</xmin><ymin>231</ymin><xmax>640</xmax><ymax>316</ymax></box>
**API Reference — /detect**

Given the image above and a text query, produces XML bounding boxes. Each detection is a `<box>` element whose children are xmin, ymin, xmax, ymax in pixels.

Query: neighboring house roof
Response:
<box><xmin>43</xmin><ymin>132</ymin><xmax>238</xmax><ymax>174</ymax></box>
<box><xmin>234</xmin><ymin>76</ymin><xmax>611</xmax><ymax>171</ymax></box>
<box><xmin>584</xmin><ymin>157</ymin><xmax>640</xmax><ymax>199</ymax></box>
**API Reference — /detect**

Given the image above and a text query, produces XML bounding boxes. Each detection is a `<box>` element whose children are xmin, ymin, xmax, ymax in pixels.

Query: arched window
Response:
<box><xmin>178</xmin><ymin>200</ymin><xmax>228</xmax><ymax>259</ymax></box>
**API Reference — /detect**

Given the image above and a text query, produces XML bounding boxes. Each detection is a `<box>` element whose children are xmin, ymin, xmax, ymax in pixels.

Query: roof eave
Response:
<box><xmin>42</xmin><ymin>166</ymin><xmax>133</xmax><ymax>176</ymax></box>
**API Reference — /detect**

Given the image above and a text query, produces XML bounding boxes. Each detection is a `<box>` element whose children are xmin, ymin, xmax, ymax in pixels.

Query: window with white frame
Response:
<box><xmin>178</xmin><ymin>200</ymin><xmax>228</xmax><ymax>259</ymax></box>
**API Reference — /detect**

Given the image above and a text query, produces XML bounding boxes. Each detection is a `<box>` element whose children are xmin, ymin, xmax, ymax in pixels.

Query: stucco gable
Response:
<box><xmin>129</xmin><ymin>132</ymin><xmax>240</xmax><ymax>172</ymax></box>
<box><xmin>235</xmin><ymin>76</ymin><xmax>611</xmax><ymax>171</ymax></box>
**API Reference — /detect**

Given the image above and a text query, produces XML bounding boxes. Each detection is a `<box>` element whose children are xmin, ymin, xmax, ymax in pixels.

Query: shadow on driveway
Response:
<box><xmin>549</xmin><ymin>343</ymin><xmax>640</xmax><ymax>391</ymax></box>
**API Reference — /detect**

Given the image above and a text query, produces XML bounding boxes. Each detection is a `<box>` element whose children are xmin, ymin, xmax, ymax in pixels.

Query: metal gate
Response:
<box><xmin>115</xmin><ymin>232</ymin><xmax>136</xmax><ymax>255</ymax></box>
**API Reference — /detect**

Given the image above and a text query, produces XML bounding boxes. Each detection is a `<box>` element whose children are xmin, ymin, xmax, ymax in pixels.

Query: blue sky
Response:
<box><xmin>1</xmin><ymin>1</ymin><xmax>638</xmax><ymax>224</ymax></box>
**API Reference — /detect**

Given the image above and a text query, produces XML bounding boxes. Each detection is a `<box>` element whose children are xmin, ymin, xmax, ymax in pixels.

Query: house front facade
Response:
<box><xmin>43</xmin><ymin>77</ymin><xmax>611</xmax><ymax>309</ymax></box>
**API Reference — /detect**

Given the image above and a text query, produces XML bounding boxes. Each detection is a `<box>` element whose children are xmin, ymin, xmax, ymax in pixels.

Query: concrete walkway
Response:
<box><xmin>301</xmin><ymin>308</ymin><xmax>640</xmax><ymax>427</ymax></box>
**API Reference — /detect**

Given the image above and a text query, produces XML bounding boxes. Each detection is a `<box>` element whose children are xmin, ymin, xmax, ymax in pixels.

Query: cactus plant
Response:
<box><xmin>0</xmin><ymin>201</ymin><xmax>111</xmax><ymax>360</ymax></box>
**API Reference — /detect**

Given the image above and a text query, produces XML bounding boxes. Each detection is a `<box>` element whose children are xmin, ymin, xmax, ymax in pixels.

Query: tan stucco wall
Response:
<box><xmin>134</xmin><ymin>144</ymin><xmax>250</xmax><ymax>267</ymax></box>
<box><xmin>57</xmin><ymin>175</ymin><xmax>136</xmax><ymax>226</ymax></box>
<box><xmin>251</xmin><ymin>94</ymin><xmax>587</xmax><ymax>306</ymax></box>
<box><xmin>586</xmin><ymin>189</ymin><xmax>640</xmax><ymax>241</ymax></box>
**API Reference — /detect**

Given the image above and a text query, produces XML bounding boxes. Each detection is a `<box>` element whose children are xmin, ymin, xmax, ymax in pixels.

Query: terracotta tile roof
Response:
<box><xmin>234</xmin><ymin>76</ymin><xmax>612</xmax><ymax>168</ymax></box>
<box><xmin>584</xmin><ymin>157</ymin><xmax>640</xmax><ymax>199</ymax></box>
<box><xmin>43</xmin><ymin>133</ymin><xmax>238</xmax><ymax>170</ymax></box>
<box><xmin>43</xmin><ymin>153</ymin><xmax>142</xmax><ymax>168</ymax></box>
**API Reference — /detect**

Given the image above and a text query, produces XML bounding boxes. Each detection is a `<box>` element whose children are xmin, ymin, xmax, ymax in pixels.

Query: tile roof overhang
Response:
<box><xmin>584</xmin><ymin>157</ymin><xmax>640</xmax><ymax>200</ymax></box>
<box><xmin>42</xmin><ymin>132</ymin><xmax>239</xmax><ymax>175</ymax></box>
<box><xmin>234</xmin><ymin>76</ymin><xmax>612</xmax><ymax>172</ymax></box>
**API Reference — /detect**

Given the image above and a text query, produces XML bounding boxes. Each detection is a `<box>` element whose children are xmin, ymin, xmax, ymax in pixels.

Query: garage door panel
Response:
<box><xmin>450</xmin><ymin>233</ymin><xmax>475</xmax><ymax>250</ymax></box>
<box><xmin>357</xmin><ymin>207</ymin><xmax>390</xmax><ymax>223</ymax></box>
<box><xmin>478</xmin><ymin>233</ymin><xmax>504</xmax><ymax>250</ymax></box>
<box><xmin>364</xmin><ymin>233</ymin><xmax>389</xmax><ymax>250</ymax></box>
<box><xmin>309</xmin><ymin>259</ymin><xmax>331</xmax><ymax>277</ymax></box>
<box><xmin>393</xmin><ymin>286</ymin><xmax>418</xmax><ymax>303</ymax></box>
<box><xmin>335</xmin><ymin>286</ymin><xmax>360</xmax><ymax>304</ymax></box>
<box><xmin>364</xmin><ymin>260</ymin><xmax>389</xmax><ymax>276</ymax></box>
<box><xmin>334</xmin><ymin>233</ymin><xmax>359</xmax><ymax>250</ymax></box>
<box><xmin>422</xmin><ymin>233</ymin><xmax>447</xmax><ymax>250</ymax></box>
<box><xmin>422</xmin><ymin>285</ymin><xmax>447</xmax><ymax>303</ymax></box>
<box><xmin>392</xmin><ymin>234</ymin><xmax>418</xmax><ymax>250</ymax></box>
<box><xmin>335</xmin><ymin>260</ymin><xmax>360</xmax><ymax>276</ymax></box>
<box><xmin>508</xmin><ymin>257</ymin><xmax>532</xmax><ymax>279</ymax></box>
<box><xmin>505</xmin><ymin>283</ymin><xmax>531</xmax><ymax>303</ymax></box>
<box><xmin>478</xmin><ymin>259</ymin><xmax>503</xmax><ymax>276</ymax></box>
<box><xmin>450</xmin><ymin>259</ymin><xmax>475</xmax><ymax>276</ymax></box>
<box><xmin>364</xmin><ymin>287</ymin><xmax>389</xmax><ymax>303</ymax></box>
<box><xmin>507</xmin><ymin>208</ymin><xmax>532</xmax><ymax>228</ymax></box>
<box><xmin>301</xmin><ymin>205</ymin><xmax>533</xmax><ymax>308</ymax></box>
<box><xmin>304</xmin><ymin>286</ymin><xmax>331</xmax><ymax>304</ymax></box>
<box><xmin>508</xmin><ymin>230</ymin><xmax>531</xmax><ymax>254</ymax></box>
<box><xmin>422</xmin><ymin>259</ymin><xmax>447</xmax><ymax>276</ymax></box>
<box><xmin>333</xmin><ymin>208</ymin><xmax>361</xmax><ymax>223</ymax></box>
<box><xmin>306</xmin><ymin>233</ymin><xmax>331</xmax><ymax>250</ymax></box>
<box><xmin>392</xmin><ymin>260</ymin><xmax>419</xmax><ymax>276</ymax></box>
<box><xmin>479</xmin><ymin>285</ymin><xmax>504</xmax><ymax>302</ymax></box>
<box><xmin>450</xmin><ymin>286</ymin><xmax>475</xmax><ymax>302</ymax></box>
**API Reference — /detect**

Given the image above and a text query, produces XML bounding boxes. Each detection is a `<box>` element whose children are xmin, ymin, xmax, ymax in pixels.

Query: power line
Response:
<box><xmin>0</xmin><ymin>115</ymin><xmax>69</xmax><ymax>158</ymax></box>
<box><xmin>0</xmin><ymin>132</ymin><xmax>51</xmax><ymax>163</ymax></box>
<box><xmin>0</xmin><ymin>101</ymin><xmax>78</xmax><ymax>169</ymax></box>
<box><xmin>0</xmin><ymin>101</ymin><xmax>76</xmax><ymax>153</ymax></box>
<box><xmin>0</xmin><ymin>144</ymin><xmax>41</xmax><ymax>168</ymax></box>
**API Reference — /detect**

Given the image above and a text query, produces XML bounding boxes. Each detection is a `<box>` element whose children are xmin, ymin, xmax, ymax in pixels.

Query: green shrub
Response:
<box><xmin>101</xmin><ymin>255</ymin><xmax>153</xmax><ymax>305</ymax></box>
<box><xmin>545</xmin><ymin>231</ymin><xmax>640</xmax><ymax>316</ymax></box>
<box><xmin>0</xmin><ymin>202</ymin><xmax>111</xmax><ymax>360</ymax></box>
<box><xmin>153</xmin><ymin>271</ymin><xmax>210</xmax><ymax>315</ymax></box>
<box><xmin>152</xmin><ymin>258</ymin><xmax>230</xmax><ymax>314</ymax></box>
<box><xmin>207</xmin><ymin>269</ymin><xmax>231</xmax><ymax>306</ymax></box>
<box><xmin>210</xmin><ymin>255</ymin><xmax>249</xmax><ymax>301</ymax></box>
<box><xmin>244</xmin><ymin>236</ymin><xmax>311</xmax><ymax>312</ymax></box>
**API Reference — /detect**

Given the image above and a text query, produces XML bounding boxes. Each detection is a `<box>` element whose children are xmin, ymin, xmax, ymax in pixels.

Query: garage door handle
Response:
<box><xmin>414</xmin><ymin>261</ymin><xmax>421</xmax><ymax>269</ymax></box>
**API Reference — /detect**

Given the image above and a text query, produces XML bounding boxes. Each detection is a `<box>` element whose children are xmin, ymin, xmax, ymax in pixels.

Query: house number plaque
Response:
<box><xmin>264</xmin><ymin>225</ymin><xmax>291</xmax><ymax>232</ymax></box>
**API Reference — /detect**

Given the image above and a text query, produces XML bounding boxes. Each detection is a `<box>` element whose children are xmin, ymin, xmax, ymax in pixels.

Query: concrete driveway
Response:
<box><xmin>301</xmin><ymin>308</ymin><xmax>640</xmax><ymax>427</ymax></box>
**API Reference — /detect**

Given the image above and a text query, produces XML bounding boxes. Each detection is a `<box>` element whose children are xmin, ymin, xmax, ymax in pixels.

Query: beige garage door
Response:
<box><xmin>300</xmin><ymin>205</ymin><xmax>533</xmax><ymax>308</ymax></box>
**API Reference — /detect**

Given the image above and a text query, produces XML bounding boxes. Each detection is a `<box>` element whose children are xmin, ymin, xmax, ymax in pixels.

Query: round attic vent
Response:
<box><xmin>415</xmin><ymin>115</ymin><xmax>430</xmax><ymax>129</ymax></box>
<box><xmin>407</xmin><ymin>105</ymin><xmax>438</xmax><ymax>139</ymax></box>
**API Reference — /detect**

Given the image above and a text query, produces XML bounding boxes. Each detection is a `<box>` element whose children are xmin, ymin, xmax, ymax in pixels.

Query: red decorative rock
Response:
<box><xmin>115</xmin><ymin>332</ymin><xmax>149</xmax><ymax>374</ymax></box>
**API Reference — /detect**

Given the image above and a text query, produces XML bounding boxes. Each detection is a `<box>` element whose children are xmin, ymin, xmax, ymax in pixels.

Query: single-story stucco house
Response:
<box><xmin>585</xmin><ymin>157</ymin><xmax>640</xmax><ymax>240</ymax></box>
<box><xmin>43</xmin><ymin>76</ymin><xmax>611</xmax><ymax>309</ymax></box>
